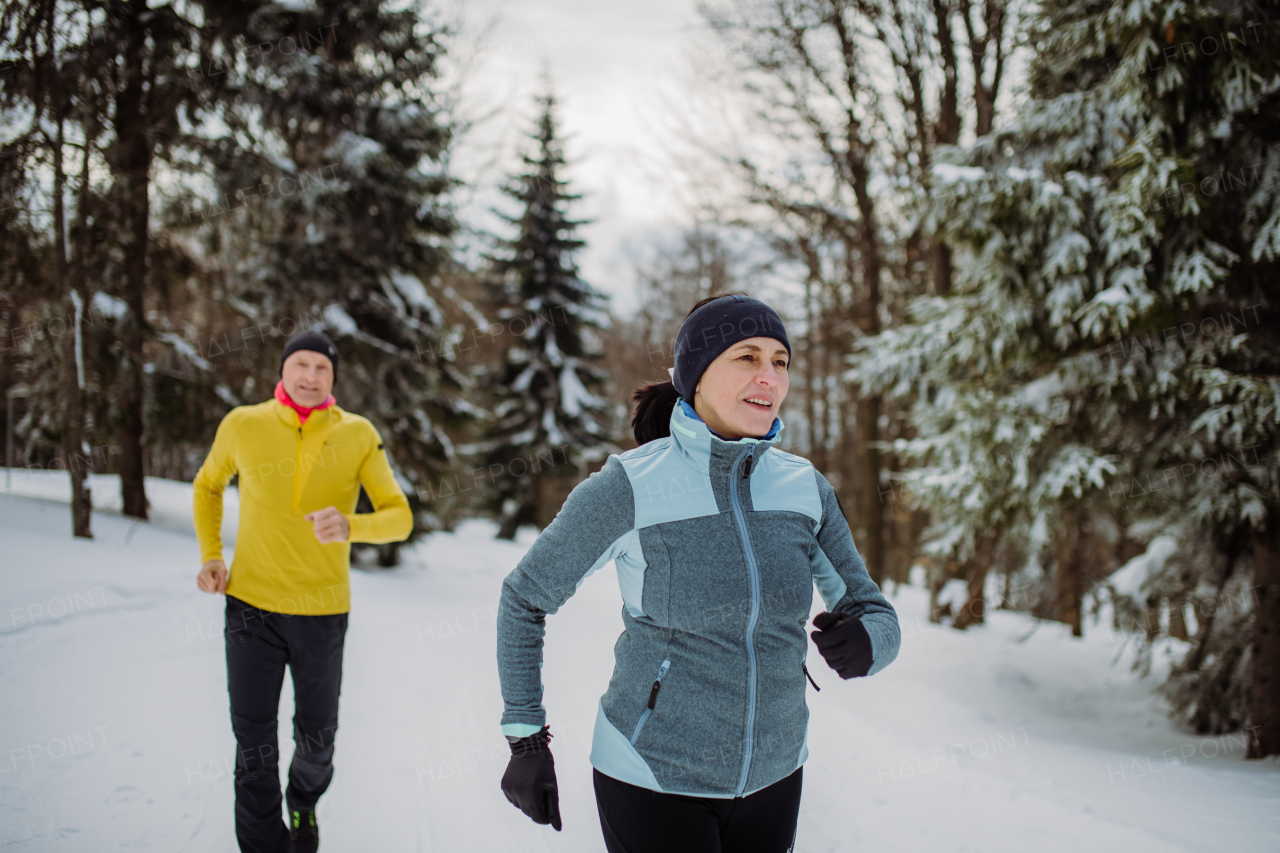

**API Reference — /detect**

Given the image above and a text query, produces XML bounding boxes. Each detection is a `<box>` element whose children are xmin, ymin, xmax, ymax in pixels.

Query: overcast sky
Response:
<box><xmin>445</xmin><ymin>0</ymin><xmax>718</xmax><ymax>316</ymax></box>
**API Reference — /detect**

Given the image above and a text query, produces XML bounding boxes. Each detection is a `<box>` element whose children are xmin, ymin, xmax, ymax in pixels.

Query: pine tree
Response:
<box><xmin>203</xmin><ymin>0</ymin><xmax>472</xmax><ymax>557</ymax></box>
<box><xmin>479</xmin><ymin>93</ymin><xmax>611</xmax><ymax>540</ymax></box>
<box><xmin>851</xmin><ymin>0</ymin><xmax>1279</xmax><ymax>751</ymax></box>
<box><xmin>2</xmin><ymin>0</ymin><xmax>267</xmax><ymax>522</ymax></box>
<box><xmin>1</xmin><ymin>0</ymin><xmax>93</xmax><ymax>535</ymax></box>
<box><xmin>1</xmin><ymin>0</ymin><xmax>184</xmax><ymax>533</ymax></box>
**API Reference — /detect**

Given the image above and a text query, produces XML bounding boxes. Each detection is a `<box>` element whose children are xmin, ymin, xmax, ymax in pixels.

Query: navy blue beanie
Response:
<box><xmin>671</xmin><ymin>295</ymin><xmax>790</xmax><ymax>401</ymax></box>
<box><xmin>280</xmin><ymin>331</ymin><xmax>339</xmax><ymax>378</ymax></box>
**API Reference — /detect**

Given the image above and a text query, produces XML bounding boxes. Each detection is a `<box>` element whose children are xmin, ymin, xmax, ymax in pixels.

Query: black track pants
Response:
<box><xmin>225</xmin><ymin>595</ymin><xmax>348</xmax><ymax>853</ymax></box>
<box><xmin>593</xmin><ymin>766</ymin><xmax>803</xmax><ymax>853</ymax></box>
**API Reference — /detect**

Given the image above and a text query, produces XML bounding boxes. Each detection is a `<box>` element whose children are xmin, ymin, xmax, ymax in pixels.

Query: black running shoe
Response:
<box><xmin>290</xmin><ymin>809</ymin><xmax>318</xmax><ymax>853</ymax></box>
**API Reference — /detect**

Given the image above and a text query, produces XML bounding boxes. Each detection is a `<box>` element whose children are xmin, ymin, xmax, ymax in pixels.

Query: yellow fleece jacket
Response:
<box><xmin>192</xmin><ymin>398</ymin><xmax>412</xmax><ymax>614</ymax></box>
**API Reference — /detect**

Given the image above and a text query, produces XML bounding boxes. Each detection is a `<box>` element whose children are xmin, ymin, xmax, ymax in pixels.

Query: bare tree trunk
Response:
<box><xmin>114</xmin><ymin>0</ymin><xmax>151</xmax><ymax>520</ymax></box>
<box><xmin>801</xmin><ymin>250</ymin><xmax>822</xmax><ymax>465</ymax></box>
<box><xmin>1168</xmin><ymin>592</ymin><xmax>1189</xmax><ymax>641</ymax></box>
<box><xmin>817</xmin><ymin>298</ymin><xmax>833</xmax><ymax>472</ymax></box>
<box><xmin>68</xmin><ymin>111</ymin><xmax>98</xmax><ymax>539</ymax></box>
<box><xmin>1054</xmin><ymin>507</ymin><xmax>1085</xmax><ymax>637</ymax></box>
<box><xmin>803</xmin><ymin>337</ymin><xmax>816</xmax><ymax>458</ymax></box>
<box><xmin>537</xmin><ymin>472</ymin><xmax>552</xmax><ymax>531</ymax></box>
<box><xmin>954</xmin><ymin>530</ymin><xmax>999</xmax><ymax>629</ymax></box>
<box><xmin>959</xmin><ymin>0</ymin><xmax>1008</xmax><ymax>138</ymax></box>
<box><xmin>1144</xmin><ymin>596</ymin><xmax>1163</xmax><ymax>642</ymax></box>
<box><xmin>853</xmin><ymin>394</ymin><xmax>885</xmax><ymax>585</ymax></box>
<box><xmin>848</xmin><ymin>159</ymin><xmax>886</xmax><ymax>584</ymax></box>
<box><xmin>1189</xmin><ymin>529</ymin><xmax>1246</xmax><ymax>672</ymax></box>
<box><xmin>44</xmin><ymin>15</ymin><xmax>91</xmax><ymax>539</ymax></box>
<box><xmin>377</xmin><ymin>542</ymin><xmax>400</xmax><ymax>568</ymax></box>
<box><xmin>928</xmin><ymin>556</ymin><xmax>957</xmax><ymax>623</ymax></box>
<box><xmin>930</xmin><ymin>0</ymin><xmax>960</xmax><ymax>297</ymax></box>
<box><xmin>1247</xmin><ymin>518</ymin><xmax>1280</xmax><ymax>758</ymax></box>
<box><xmin>62</xmin><ymin>134</ymin><xmax>93</xmax><ymax>539</ymax></box>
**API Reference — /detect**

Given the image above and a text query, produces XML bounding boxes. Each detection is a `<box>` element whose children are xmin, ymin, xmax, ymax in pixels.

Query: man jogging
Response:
<box><xmin>193</xmin><ymin>331</ymin><xmax>412</xmax><ymax>853</ymax></box>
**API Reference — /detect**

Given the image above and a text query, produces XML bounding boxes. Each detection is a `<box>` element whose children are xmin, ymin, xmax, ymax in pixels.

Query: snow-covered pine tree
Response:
<box><xmin>851</xmin><ymin>0</ymin><xmax>1279</xmax><ymax>751</ymax></box>
<box><xmin>479</xmin><ymin>93</ymin><xmax>611</xmax><ymax>540</ymax></box>
<box><xmin>1102</xmin><ymin>1</ymin><xmax>1279</xmax><ymax>752</ymax></box>
<box><xmin>203</xmin><ymin>0</ymin><xmax>472</xmax><ymax>556</ymax></box>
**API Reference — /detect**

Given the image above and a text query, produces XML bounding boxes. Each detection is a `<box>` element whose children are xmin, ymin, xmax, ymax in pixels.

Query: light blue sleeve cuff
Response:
<box><xmin>501</xmin><ymin>722</ymin><xmax>544</xmax><ymax>739</ymax></box>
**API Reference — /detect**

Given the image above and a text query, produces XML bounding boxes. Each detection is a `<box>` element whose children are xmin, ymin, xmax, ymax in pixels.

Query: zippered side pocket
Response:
<box><xmin>630</xmin><ymin>659</ymin><xmax>672</xmax><ymax>746</ymax></box>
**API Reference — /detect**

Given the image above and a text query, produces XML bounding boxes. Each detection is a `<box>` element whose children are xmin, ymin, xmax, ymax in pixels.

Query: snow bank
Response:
<box><xmin>1</xmin><ymin>485</ymin><xmax>1276</xmax><ymax>852</ymax></box>
<box><xmin>1</xmin><ymin>469</ymin><xmax>239</xmax><ymax>547</ymax></box>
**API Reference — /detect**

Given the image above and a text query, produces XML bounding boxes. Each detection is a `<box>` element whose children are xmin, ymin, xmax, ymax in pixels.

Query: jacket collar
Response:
<box><xmin>274</xmin><ymin>380</ymin><xmax>336</xmax><ymax>423</ymax></box>
<box><xmin>271</xmin><ymin>396</ymin><xmax>338</xmax><ymax>430</ymax></box>
<box><xmin>669</xmin><ymin>396</ymin><xmax>783</xmax><ymax>470</ymax></box>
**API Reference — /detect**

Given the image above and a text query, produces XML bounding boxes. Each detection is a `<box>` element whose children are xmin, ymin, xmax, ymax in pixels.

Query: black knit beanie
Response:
<box><xmin>280</xmin><ymin>331</ymin><xmax>339</xmax><ymax>379</ymax></box>
<box><xmin>671</xmin><ymin>295</ymin><xmax>790</xmax><ymax>401</ymax></box>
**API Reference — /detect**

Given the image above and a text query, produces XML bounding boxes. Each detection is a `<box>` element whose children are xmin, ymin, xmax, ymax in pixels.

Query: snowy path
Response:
<box><xmin>2</xmin><ymin>481</ymin><xmax>1278</xmax><ymax>852</ymax></box>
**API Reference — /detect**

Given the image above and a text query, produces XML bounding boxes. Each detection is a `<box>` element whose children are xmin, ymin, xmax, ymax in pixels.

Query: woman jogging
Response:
<box><xmin>495</xmin><ymin>293</ymin><xmax>901</xmax><ymax>852</ymax></box>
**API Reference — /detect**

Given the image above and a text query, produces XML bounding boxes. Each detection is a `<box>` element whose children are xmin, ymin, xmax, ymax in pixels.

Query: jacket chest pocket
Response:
<box><xmin>630</xmin><ymin>659</ymin><xmax>671</xmax><ymax>746</ymax></box>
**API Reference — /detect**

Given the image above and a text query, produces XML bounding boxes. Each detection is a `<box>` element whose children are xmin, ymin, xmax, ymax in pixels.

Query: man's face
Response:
<box><xmin>282</xmin><ymin>350</ymin><xmax>334</xmax><ymax>407</ymax></box>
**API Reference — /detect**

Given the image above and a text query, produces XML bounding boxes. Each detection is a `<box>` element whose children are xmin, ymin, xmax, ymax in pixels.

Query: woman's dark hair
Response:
<box><xmin>630</xmin><ymin>291</ymin><xmax>753</xmax><ymax>445</ymax></box>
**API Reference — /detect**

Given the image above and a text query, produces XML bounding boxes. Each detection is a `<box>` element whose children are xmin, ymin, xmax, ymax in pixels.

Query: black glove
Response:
<box><xmin>811</xmin><ymin>611</ymin><xmax>874</xmax><ymax>679</ymax></box>
<box><xmin>500</xmin><ymin>725</ymin><xmax>562</xmax><ymax>831</ymax></box>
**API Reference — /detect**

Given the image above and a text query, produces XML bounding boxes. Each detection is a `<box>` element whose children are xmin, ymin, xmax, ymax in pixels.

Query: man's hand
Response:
<box><xmin>197</xmin><ymin>559</ymin><xmax>228</xmax><ymax>594</ymax></box>
<box><xmin>306</xmin><ymin>506</ymin><xmax>350</xmax><ymax>544</ymax></box>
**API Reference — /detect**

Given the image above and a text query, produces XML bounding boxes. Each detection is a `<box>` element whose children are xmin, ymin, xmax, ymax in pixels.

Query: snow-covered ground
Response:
<box><xmin>2</xmin><ymin>472</ymin><xmax>1278</xmax><ymax>852</ymax></box>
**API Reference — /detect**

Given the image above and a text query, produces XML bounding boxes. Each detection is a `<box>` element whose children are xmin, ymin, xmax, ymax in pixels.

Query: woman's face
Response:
<box><xmin>692</xmin><ymin>336</ymin><xmax>790</xmax><ymax>440</ymax></box>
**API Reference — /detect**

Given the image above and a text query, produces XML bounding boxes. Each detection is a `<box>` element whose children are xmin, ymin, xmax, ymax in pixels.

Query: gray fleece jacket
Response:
<box><xmin>496</xmin><ymin>398</ymin><xmax>900</xmax><ymax>797</ymax></box>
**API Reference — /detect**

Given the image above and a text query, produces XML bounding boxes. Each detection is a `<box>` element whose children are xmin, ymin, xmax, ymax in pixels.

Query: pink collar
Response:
<box><xmin>275</xmin><ymin>380</ymin><xmax>335</xmax><ymax>424</ymax></box>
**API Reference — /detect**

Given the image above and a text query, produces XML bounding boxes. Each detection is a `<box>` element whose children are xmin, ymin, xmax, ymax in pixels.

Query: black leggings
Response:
<box><xmin>225</xmin><ymin>595</ymin><xmax>348</xmax><ymax>853</ymax></box>
<box><xmin>593</xmin><ymin>766</ymin><xmax>803</xmax><ymax>853</ymax></box>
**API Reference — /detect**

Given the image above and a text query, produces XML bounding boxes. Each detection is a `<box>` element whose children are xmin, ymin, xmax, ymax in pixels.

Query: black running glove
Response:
<box><xmin>500</xmin><ymin>725</ymin><xmax>562</xmax><ymax>831</ymax></box>
<box><xmin>811</xmin><ymin>611</ymin><xmax>874</xmax><ymax>679</ymax></box>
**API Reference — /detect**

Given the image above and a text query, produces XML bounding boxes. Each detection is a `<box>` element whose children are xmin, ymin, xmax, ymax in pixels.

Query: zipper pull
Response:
<box><xmin>803</xmin><ymin>663</ymin><xmax>821</xmax><ymax>691</ymax></box>
<box><xmin>647</xmin><ymin>659</ymin><xmax>671</xmax><ymax>709</ymax></box>
<box><xmin>743</xmin><ymin>454</ymin><xmax>753</xmax><ymax>479</ymax></box>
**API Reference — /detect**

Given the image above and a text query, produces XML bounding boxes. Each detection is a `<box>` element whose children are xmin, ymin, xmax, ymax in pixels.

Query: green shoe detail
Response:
<box><xmin>290</xmin><ymin>809</ymin><xmax>317</xmax><ymax>835</ymax></box>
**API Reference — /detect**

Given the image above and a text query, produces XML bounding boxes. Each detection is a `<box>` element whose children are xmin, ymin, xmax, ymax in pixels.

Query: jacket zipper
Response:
<box><xmin>629</xmin><ymin>659</ymin><xmax>671</xmax><ymax>745</ymax></box>
<box><xmin>803</xmin><ymin>662</ymin><xmax>821</xmax><ymax>691</ymax></box>
<box><xmin>730</xmin><ymin>443</ymin><xmax>761</xmax><ymax>796</ymax></box>
<box><xmin>293</xmin><ymin>424</ymin><xmax>303</xmax><ymax>513</ymax></box>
